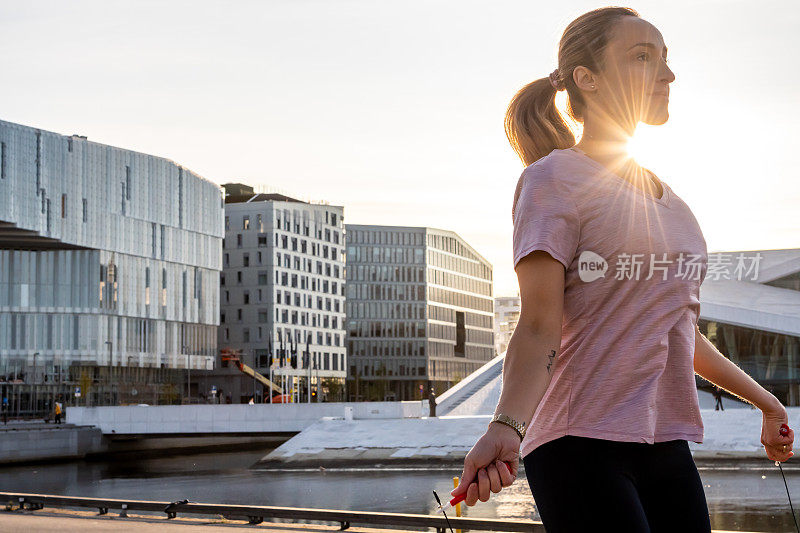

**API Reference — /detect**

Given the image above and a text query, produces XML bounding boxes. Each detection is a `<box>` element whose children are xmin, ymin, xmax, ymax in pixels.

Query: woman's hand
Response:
<box><xmin>761</xmin><ymin>402</ymin><xmax>794</xmax><ymax>462</ymax></box>
<box><xmin>450</xmin><ymin>422</ymin><xmax>520</xmax><ymax>506</ymax></box>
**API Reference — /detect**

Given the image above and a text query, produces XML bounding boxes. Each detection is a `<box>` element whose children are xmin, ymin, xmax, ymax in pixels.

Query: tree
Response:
<box><xmin>322</xmin><ymin>377</ymin><xmax>343</xmax><ymax>402</ymax></box>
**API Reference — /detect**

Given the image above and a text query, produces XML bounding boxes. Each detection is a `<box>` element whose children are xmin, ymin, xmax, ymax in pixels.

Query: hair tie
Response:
<box><xmin>549</xmin><ymin>68</ymin><xmax>562</xmax><ymax>91</ymax></box>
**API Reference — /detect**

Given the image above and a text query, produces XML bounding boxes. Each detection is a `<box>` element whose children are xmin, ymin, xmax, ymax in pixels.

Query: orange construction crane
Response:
<box><xmin>221</xmin><ymin>348</ymin><xmax>288</xmax><ymax>401</ymax></box>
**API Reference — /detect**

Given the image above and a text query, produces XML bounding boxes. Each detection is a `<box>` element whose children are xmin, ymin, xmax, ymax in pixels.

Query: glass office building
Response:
<box><xmin>0</xmin><ymin>119</ymin><xmax>223</xmax><ymax>414</ymax></box>
<box><xmin>345</xmin><ymin>225</ymin><xmax>494</xmax><ymax>401</ymax></box>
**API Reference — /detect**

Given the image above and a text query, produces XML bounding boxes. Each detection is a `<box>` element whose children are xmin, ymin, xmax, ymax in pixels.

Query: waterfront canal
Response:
<box><xmin>0</xmin><ymin>448</ymin><xmax>798</xmax><ymax>531</ymax></box>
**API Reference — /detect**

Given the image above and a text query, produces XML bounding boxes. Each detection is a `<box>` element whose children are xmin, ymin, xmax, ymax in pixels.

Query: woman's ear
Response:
<box><xmin>572</xmin><ymin>65</ymin><xmax>597</xmax><ymax>92</ymax></box>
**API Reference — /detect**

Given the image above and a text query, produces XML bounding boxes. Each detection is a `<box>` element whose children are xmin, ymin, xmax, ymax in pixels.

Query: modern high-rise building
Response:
<box><xmin>215</xmin><ymin>184</ymin><xmax>347</xmax><ymax>403</ymax></box>
<box><xmin>494</xmin><ymin>295</ymin><xmax>520</xmax><ymax>356</ymax></box>
<box><xmin>0</xmin><ymin>119</ymin><xmax>224</xmax><ymax>414</ymax></box>
<box><xmin>345</xmin><ymin>225</ymin><xmax>494</xmax><ymax>401</ymax></box>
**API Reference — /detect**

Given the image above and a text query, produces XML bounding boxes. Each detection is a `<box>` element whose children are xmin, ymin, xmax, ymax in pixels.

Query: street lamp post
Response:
<box><xmin>252</xmin><ymin>350</ymin><xmax>258</xmax><ymax>403</ymax></box>
<box><xmin>33</xmin><ymin>352</ymin><xmax>39</xmax><ymax>419</ymax></box>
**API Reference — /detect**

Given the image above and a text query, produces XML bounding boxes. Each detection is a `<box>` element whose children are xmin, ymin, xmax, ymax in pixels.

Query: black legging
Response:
<box><xmin>523</xmin><ymin>435</ymin><xmax>712</xmax><ymax>532</ymax></box>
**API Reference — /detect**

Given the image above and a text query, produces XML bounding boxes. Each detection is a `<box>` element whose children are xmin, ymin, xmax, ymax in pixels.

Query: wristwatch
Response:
<box><xmin>490</xmin><ymin>413</ymin><xmax>526</xmax><ymax>441</ymax></box>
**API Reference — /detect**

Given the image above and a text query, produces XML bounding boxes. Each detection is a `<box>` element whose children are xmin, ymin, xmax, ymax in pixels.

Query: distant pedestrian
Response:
<box><xmin>713</xmin><ymin>387</ymin><xmax>725</xmax><ymax>411</ymax></box>
<box><xmin>1</xmin><ymin>396</ymin><xmax>8</xmax><ymax>424</ymax></box>
<box><xmin>54</xmin><ymin>401</ymin><xmax>63</xmax><ymax>424</ymax></box>
<box><xmin>428</xmin><ymin>386</ymin><xmax>437</xmax><ymax>417</ymax></box>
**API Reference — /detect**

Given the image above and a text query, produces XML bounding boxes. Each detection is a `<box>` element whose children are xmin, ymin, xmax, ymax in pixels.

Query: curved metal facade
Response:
<box><xmin>0</xmin><ymin>119</ymin><xmax>223</xmax><ymax>372</ymax></box>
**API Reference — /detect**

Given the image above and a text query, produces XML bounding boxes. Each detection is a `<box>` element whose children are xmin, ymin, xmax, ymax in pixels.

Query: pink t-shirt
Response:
<box><xmin>512</xmin><ymin>147</ymin><xmax>708</xmax><ymax>459</ymax></box>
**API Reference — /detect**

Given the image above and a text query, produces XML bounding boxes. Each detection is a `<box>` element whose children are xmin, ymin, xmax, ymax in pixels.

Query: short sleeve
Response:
<box><xmin>512</xmin><ymin>166</ymin><xmax>580</xmax><ymax>270</ymax></box>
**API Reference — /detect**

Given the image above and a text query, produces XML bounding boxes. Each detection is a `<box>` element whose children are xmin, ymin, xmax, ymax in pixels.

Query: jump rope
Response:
<box><xmin>432</xmin><ymin>428</ymin><xmax>798</xmax><ymax>533</ymax></box>
<box><xmin>777</xmin><ymin>423</ymin><xmax>799</xmax><ymax>533</ymax></box>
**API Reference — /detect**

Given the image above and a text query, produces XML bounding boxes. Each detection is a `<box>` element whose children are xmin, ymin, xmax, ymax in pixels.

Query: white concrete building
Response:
<box><xmin>494</xmin><ymin>295</ymin><xmax>520</xmax><ymax>356</ymax></box>
<box><xmin>215</xmin><ymin>184</ymin><xmax>346</xmax><ymax>403</ymax></box>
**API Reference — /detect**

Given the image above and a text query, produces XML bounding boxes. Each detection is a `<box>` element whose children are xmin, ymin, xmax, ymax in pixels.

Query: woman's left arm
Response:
<box><xmin>693</xmin><ymin>325</ymin><xmax>794</xmax><ymax>461</ymax></box>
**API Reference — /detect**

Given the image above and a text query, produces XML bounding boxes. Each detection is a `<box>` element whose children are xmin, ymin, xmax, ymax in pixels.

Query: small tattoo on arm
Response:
<box><xmin>546</xmin><ymin>350</ymin><xmax>557</xmax><ymax>374</ymax></box>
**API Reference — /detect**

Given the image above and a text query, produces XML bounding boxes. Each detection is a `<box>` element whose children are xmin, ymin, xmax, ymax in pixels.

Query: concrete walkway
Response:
<box><xmin>0</xmin><ymin>509</ymin><xmax>419</xmax><ymax>532</ymax></box>
<box><xmin>0</xmin><ymin>508</ymin><xmax>765</xmax><ymax>533</ymax></box>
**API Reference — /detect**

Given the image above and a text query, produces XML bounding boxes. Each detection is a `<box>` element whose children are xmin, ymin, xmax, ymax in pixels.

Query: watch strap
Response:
<box><xmin>491</xmin><ymin>413</ymin><xmax>526</xmax><ymax>441</ymax></box>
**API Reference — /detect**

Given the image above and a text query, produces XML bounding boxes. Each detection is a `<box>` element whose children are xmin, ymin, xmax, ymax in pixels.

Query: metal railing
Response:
<box><xmin>0</xmin><ymin>492</ymin><xmax>544</xmax><ymax>532</ymax></box>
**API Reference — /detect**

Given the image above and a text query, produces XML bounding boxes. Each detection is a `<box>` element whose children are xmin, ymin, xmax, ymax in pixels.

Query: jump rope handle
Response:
<box><xmin>454</xmin><ymin>460</ymin><xmax>515</xmax><ymax>501</ymax></box>
<box><xmin>777</xmin><ymin>423</ymin><xmax>791</xmax><ymax>467</ymax></box>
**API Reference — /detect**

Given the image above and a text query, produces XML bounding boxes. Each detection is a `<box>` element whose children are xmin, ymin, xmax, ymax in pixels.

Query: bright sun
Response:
<box><xmin>555</xmin><ymin>91</ymin><xmax>671</xmax><ymax>172</ymax></box>
<box><xmin>626</xmin><ymin>134</ymin><xmax>656</xmax><ymax>166</ymax></box>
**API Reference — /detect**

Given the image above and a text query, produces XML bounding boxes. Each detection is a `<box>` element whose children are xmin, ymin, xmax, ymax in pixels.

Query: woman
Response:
<box><xmin>449</xmin><ymin>7</ymin><xmax>795</xmax><ymax>532</ymax></box>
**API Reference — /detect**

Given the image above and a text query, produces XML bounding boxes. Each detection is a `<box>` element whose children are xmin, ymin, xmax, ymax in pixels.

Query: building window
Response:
<box><xmin>61</xmin><ymin>194</ymin><xmax>67</xmax><ymax>218</ymax></box>
<box><xmin>195</xmin><ymin>268</ymin><xmax>202</xmax><ymax>300</ymax></box>
<box><xmin>258</xmin><ymin>271</ymin><xmax>268</xmax><ymax>285</ymax></box>
<box><xmin>182</xmin><ymin>270</ymin><xmax>187</xmax><ymax>308</ymax></box>
<box><xmin>225</xmin><ymin>216</ymin><xmax>230</xmax><ymax>230</ymax></box>
<box><xmin>161</xmin><ymin>268</ymin><xmax>167</xmax><ymax>307</ymax></box>
<box><xmin>237</xmin><ymin>271</ymin><xmax>242</xmax><ymax>283</ymax></box>
<box><xmin>0</xmin><ymin>142</ymin><xmax>5</xmax><ymax>179</ymax></box>
<box><xmin>243</xmin><ymin>253</ymin><xmax>250</xmax><ymax>267</ymax></box>
<box><xmin>258</xmin><ymin>234</ymin><xmax>268</xmax><ymax>247</ymax></box>
<box><xmin>125</xmin><ymin>165</ymin><xmax>131</xmax><ymax>200</ymax></box>
<box><xmin>145</xmin><ymin>267</ymin><xmax>151</xmax><ymax>305</ymax></box>
<box><xmin>82</xmin><ymin>198</ymin><xmax>88</xmax><ymax>223</ymax></box>
<box><xmin>237</xmin><ymin>234</ymin><xmax>242</xmax><ymax>247</ymax></box>
<box><xmin>224</xmin><ymin>253</ymin><xmax>229</xmax><ymax>266</ymax></box>
<box><xmin>243</xmin><ymin>328</ymin><xmax>250</xmax><ymax>342</ymax></box>
<box><xmin>237</xmin><ymin>309</ymin><xmax>243</xmax><ymax>321</ymax></box>
<box><xmin>257</xmin><ymin>213</ymin><xmax>262</xmax><ymax>231</ymax></box>
<box><xmin>244</xmin><ymin>291</ymin><xmax>250</xmax><ymax>304</ymax></box>
<box><xmin>178</xmin><ymin>168</ymin><xmax>183</xmax><ymax>227</ymax></box>
<box><xmin>243</xmin><ymin>216</ymin><xmax>250</xmax><ymax>230</ymax></box>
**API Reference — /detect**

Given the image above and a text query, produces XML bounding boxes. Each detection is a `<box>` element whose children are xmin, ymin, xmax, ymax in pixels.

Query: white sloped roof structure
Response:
<box><xmin>699</xmin><ymin>248</ymin><xmax>800</xmax><ymax>337</ymax></box>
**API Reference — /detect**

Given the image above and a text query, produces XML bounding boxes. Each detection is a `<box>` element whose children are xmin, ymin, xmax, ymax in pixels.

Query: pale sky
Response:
<box><xmin>1</xmin><ymin>1</ymin><xmax>797</xmax><ymax>297</ymax></box>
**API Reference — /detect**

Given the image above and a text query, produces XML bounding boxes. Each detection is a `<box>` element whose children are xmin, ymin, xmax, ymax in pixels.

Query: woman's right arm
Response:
<box><xmin>450</xmin><ymin>249</ymin><xmax>566</xmax><ymax>506</ymax></box>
